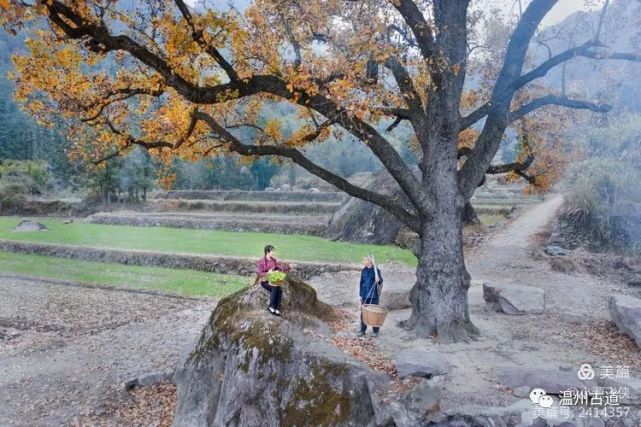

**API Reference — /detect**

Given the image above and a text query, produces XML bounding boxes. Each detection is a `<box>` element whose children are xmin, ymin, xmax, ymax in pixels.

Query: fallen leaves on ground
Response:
<box><xmin>575</xmin><ymin>320</ymin><xmax>641</xmax><ymax>370</ymax></box>
<box><xmin>72</xmin><ymin>382</ymin><xmax>175</xmax><ymax>427</ymax></box>
<box><xmin>328</xmin><ymin>307</ymin><xmax>398</xmax><ymax>376</ymax></box>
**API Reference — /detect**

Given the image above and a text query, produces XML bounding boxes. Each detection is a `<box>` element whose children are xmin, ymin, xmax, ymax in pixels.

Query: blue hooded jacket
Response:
<box><xmin>359</xmin><ymin>266</ymin><xmax>383</xmax><ymax>300</ymax></box>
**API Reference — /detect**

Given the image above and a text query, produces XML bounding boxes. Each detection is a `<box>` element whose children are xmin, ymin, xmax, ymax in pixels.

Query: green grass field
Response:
<box><xmin>0</xmin><ymin>217</ymin><xmax>416</xmax><ymax>265</ymax></box>
<box><xmin>0</xmin><ymin>251</ymin><xmax>250</xmax><ymax>297</ymax></box>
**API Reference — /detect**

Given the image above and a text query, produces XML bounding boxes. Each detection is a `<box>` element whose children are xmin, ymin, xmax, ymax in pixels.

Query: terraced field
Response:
<box><xmin>86</xmin><ymin>185</ymin><xmax>538</xmax><ymax>236</ymax></box>
<box><xmin>88</xmin><ymin>190</ymin><xmax>347</xmax><ymax>235</ymax></box>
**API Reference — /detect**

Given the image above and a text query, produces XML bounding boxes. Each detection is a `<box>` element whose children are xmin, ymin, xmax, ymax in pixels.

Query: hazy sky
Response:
<box><xmin>496</xmin><ymin>0</ymin><xmax>606</xmax><ymax>27</ymax></box>
<box><xmin>189</xmin><ymin>0</ymin><xmax>602</xmax><ymax>28</ymax></box>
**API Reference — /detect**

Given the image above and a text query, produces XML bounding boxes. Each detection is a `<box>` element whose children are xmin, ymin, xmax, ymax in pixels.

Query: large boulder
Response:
<box><xmin>609</xmin><ymin>294</ymin><xmax>641</xmax><ymax>347</ymax></box>
<box><xmin>325</xmin><ymin>168</ymin><xmax>481</xmax><ymax>245</ymax></box>
<box><xmin>395</xmin><ymin>349</ymin><xmax>451</xmax><ymax>379</ymax></box>
<box><xmin>173</xmin><ymin>276</ymin><xmax>387</xmax><ymax>427</ymax></box>
<box><xmin>325</xmin><ymin>169</ymin><xmax>411</xmax><ymax>244</ymax></box>
<box><xmin>482</xmin><ymin>283</ymin><xmax>545</xmax><ymax>315</ymax></box>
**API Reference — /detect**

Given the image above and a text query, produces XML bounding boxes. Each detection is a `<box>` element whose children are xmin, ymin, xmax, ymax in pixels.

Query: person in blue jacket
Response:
<box><xmin>359</xmin><ymin>255</ymin><xmax>383</xmax><ymax>337</ymax></box>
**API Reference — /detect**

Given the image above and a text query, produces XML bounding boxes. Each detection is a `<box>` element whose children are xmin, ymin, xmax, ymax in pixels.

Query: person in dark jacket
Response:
<box><xmin>359</xmin><ymin>255</ymin><xmax>383</xmax><ymax>337</ymax></box>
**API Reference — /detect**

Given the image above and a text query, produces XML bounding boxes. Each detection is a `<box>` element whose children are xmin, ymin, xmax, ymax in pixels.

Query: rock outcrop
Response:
<box><xmin>325</xmin><ymin>169</ymin><xmax>412</xmax><ymax>245</ymax></box>
<box><xmin>173</xmin><ymin>276</ymin><xmax>386</xmax><ymax>426</ymax></box>
<box><xmin>609</xmin><ymin>294</ymin><xmax>641</xmax><ymax>347</ymax></box>
<box><xmin>325</xmin><ymin>168</ymin><xmax>481</xmax><ymax>245</ymax></box>
<box><xmin>12</xmin><ymin>219</ymin><xmax>48</xmax><ymax>232</ymax></box>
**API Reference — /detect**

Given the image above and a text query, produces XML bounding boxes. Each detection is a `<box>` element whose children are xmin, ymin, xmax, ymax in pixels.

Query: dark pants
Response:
<box><xmin>261</xmin><ymin>282</ymin><xmax>282</xmax><ymax>309</ymax></box>
<box><xmin>360</xmin><ymin>297</ymin><xmax>380</xmax><ymax>333</ymax></box>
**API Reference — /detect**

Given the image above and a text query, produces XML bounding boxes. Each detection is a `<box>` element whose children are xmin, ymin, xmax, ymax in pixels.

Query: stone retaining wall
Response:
<box><xmin>154</xmin><ymin>190</ymin><xmax>347</xmax><ymax>202</ymax></box>
<box><xmin>0</xmin><ymin>240</ymin><xmax>360</xmax><ymax>279</ymax></box>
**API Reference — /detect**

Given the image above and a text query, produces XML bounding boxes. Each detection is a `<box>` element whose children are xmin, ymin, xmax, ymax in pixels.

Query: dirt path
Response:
<box><xmin>0</xmin><ymin>276</ymin><xmax>215</xmax><ymax>426</ymax></box>
<box><xmin>314</xmin><ymin>194</ymin><xmax>640</xmax><ymax>418</ymax></box>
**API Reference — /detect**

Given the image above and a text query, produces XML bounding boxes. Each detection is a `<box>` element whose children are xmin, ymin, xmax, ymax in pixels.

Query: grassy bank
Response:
<box><xmin>0</xmin><ymin>251</ymin><xmax>250</xmax><ymax>297</ymax></box>
<box><xmin>0</xmin><ymin>217</ymin><xmax>416</xmax><ymax>265</ymax></box>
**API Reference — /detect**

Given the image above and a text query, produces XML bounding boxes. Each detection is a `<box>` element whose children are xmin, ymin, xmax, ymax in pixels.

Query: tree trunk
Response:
<box><xmin>462</xmin><ymin>201</ymin><xmax>479</xmax><ymax>225</ymax></box>
<box><xmin>405</xmin><ymin>205</ymin><xmax>479</xmax><ymax>342</ymax></box>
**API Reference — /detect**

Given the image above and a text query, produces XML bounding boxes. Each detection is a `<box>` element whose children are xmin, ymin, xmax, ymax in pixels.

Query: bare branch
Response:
<box><xmin>173</xmin><ymin>0</ymin><xmax>239</xmax><ymax>81</ymax></box>
<box><xmin>508</xmin><ymin>95</ymin><xmax>611</xmax><ymax>122</ymax></box>
<box><xmin>390</xmin><ymin>0</ymin><xmax>437</xmax><ymax>61</ymax></box>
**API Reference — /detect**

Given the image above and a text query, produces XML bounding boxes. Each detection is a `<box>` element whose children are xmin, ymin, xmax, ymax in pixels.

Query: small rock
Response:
<box><xmin>512</xmin><ymin>386</ymin><xmax>531</xmax><ymax>398</ymax></box>
<box><xmin>609</xmin><ymin>294</ymin><xmax>641</xmax><ymax>347</ymax></box>
<box><xmin>401</xmin><ymin>378</ymin><xmax>441</xmax><ymax>422</ymax></box>
<box><xmin>264</xmin><ymin>187</ymin><xmax>276</xmax><ymax>192</ymax></box>
<box><xmin>63</xmin><ymin>219</ymin><xmax>74</xmax><ymax>224</ymax></box>
<box><xmin>545</xmin><ymin>245</ymin><xmax>568</xmax><ymax>256</ymax></box>
<box><xmin>628</xmin><ymin>279</ymin><xmax>641</xmax><ymax>287</ymax></box>
<box><xmin>308</xmin><ymin>187</ymin><xmax>320</xmax><ymax>193</ymax></box>
<box><xmin>0</xmin><ymin>327</ymin><xmax>21</xmax><ymax>341</ymax></box>
<box><xmin>123</xmin><ymin>371</ymin><xmax>173</xmax><ymax>391</ymax></box>
<box><xmin>12</xmin><ymin>220</ymin><xmax>48</xmax><ymax>232</ymax></box>
<box><xmin>395</xmin><ymin>349</ymin><xmax>450</xmax><ymax>379</ymax></box>
<box><xmin>483</xmin><ymin>283</ymin><xmax>545</xmax><ymax>315</ymax></box>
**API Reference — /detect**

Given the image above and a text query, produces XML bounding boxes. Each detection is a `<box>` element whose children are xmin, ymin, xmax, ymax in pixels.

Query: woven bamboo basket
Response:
<box><xmin>361</xmin><ymin>304</ymin><xmax>389</xmax><ymax>327</ymax></box>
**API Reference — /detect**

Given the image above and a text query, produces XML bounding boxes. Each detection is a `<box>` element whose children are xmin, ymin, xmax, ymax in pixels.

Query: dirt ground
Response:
<box><xmin>0</xmin><ymin>278</ymin><xmax>214</xmax><ymax>426</ymax></box>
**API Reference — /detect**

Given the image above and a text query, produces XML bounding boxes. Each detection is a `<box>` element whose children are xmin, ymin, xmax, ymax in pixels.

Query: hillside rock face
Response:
<box><xmin>325</xmin><ymin>168</ymin><xmax>479</xmax><ymax>245</ymax></box>
<box><xmin>325</xmin><ymin>169</ymin><xmax>413</xmax><ymax>245</ymax></box>
<box><xmin>172</xmin><ymin>276</ymin><xmax>385</xmax><ymax>427</ymax></box>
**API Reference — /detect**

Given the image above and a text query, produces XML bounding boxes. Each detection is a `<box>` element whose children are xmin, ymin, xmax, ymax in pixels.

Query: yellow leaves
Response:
<box><xmin>264</xmin><ymin>119</ymin><xmax>282</xmax><ymax>141</ymax></box>
<box><xmin>0</xmin><ymin>0</ymin><xmax>9</xmax><ymax>10</ymax></box>
<box><xmin>457</xmin><ymin>128</ymin><xmax>479</xmax><ymax>150</ymax></box>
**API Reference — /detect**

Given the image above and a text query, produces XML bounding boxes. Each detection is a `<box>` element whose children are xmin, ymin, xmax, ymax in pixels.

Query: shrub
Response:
<box><xmin>0</xmin><ymin>159</ymin><xmax>51</xmax><ymax>194</ymax></box>
<box><xmin>563</xmin><ymin>159</ymin><xmax>641</xmax><ymax>252</ymax></box>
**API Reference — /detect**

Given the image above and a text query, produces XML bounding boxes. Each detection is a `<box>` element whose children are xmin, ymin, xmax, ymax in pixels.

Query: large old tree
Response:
<box><xmin>2</xmin><ymin>0</ymin><xmax>640</xmax><ymax>341</ymax></box>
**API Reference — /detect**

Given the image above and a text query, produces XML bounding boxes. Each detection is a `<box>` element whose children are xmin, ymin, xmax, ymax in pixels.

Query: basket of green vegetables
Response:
<box><xmin>266</xmin><ymin>271</ymin><xmax>287</xmax><ymax>286</ymax></box>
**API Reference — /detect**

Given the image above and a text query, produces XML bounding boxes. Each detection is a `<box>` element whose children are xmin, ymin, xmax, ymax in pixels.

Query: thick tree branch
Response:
<box><xmin>193</xmin><ymin>111</ymin><xmax>421</xmax><ymax>231</ymax></box>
